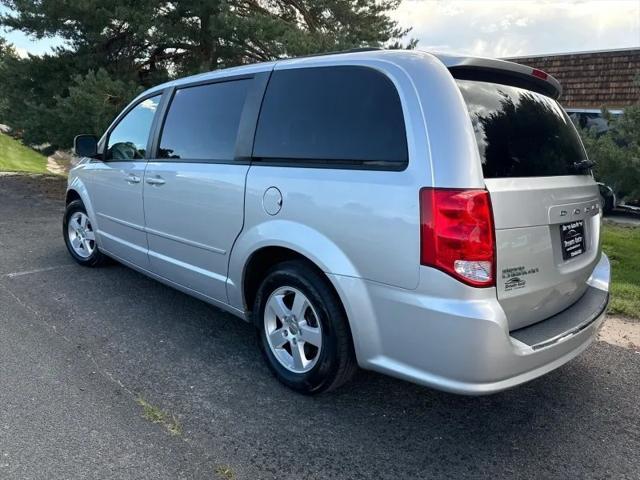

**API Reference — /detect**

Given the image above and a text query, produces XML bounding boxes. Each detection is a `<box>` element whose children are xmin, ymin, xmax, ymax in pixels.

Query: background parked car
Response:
<box><xmin>567</xmin><ymin>108</ymin><xmax>623</xmax><ymax>135</ymax></box>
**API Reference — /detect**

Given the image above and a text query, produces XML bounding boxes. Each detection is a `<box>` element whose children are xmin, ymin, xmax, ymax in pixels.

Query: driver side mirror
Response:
<box><xmin>73</xmin><ymin>134</ymin><xmax>98</xmax><ymax>158</ymax></box>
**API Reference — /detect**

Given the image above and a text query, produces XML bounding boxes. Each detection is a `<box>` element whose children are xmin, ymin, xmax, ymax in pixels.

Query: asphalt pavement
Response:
<box><xmin>606</xmin><ymin>209</ymin><xmax>640</xmax><ymax>227</ymax></box>
<box><xmin>0</xmin><ymin>174</ymin><xmax>639</xmax><ymax>479</ymax></box>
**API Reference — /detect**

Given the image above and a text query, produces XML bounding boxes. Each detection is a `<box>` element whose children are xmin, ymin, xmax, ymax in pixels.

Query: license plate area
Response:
<box><xmin>560</xmin><ymin>220</ymin><xmax>585</xmax><ymax>260</ymax></box>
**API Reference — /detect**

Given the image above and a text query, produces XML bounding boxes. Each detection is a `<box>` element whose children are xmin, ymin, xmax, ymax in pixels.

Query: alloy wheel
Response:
<box><xmin>67</xmin><ymin>211</ymin><xmax>96</xmax><ymax>259</ymax></box>
<box><xmin>264</xmin><ymin>286</ymin><xmax>323</xmax><ymax>374</ymax></box>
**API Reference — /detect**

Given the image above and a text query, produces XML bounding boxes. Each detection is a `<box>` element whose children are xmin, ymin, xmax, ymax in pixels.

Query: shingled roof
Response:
<box><xmin>506</xmin><ymin>48</ymin><xmax>640</xmax><ymax>109</ymax></box>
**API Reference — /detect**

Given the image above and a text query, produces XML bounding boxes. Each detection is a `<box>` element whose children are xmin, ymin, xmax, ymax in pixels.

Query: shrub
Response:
<box><xmin>581</xmin><ymin>105</ymin><xmax>640</xmax><ymax>203</ymax></box>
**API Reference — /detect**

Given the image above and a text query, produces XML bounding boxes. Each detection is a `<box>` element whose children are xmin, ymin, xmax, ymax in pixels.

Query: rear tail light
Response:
<box><xmin>420</xmin><ymin>188</ymin><xmax>496</xmax><ymax>287</ymax></box>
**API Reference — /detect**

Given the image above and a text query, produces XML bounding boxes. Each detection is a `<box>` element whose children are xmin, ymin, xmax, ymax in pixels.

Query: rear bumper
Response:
<box><xmin>329</xmin><ymin>253</ymin><xmax>611</xmax><ymax>395</ymax></box>
<box><xmin>510</xmin><ymin>286</ymin><xmax>608</xmax><ymax>350</ymax></box>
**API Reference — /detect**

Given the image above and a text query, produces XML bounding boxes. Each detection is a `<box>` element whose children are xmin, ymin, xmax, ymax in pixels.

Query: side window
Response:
<box><xmin>106</xmin><ymin>95</ymin><xmax>161</xmax><ymax>161</ymax></box>
<box><xmin>158</xmin><ymin>80</ymin><xmax>249</xmax><ymax>161</ymax></box>
<box><xmin>253</xmin><ymin>66</ymin><xmax>408</xmax><ymax>167</ymax></box>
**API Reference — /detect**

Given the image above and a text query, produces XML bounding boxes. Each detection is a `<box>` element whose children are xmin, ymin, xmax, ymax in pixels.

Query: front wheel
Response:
<box><xmin>254</xmin><ymin>261</ymin><xmax>358</xmax><ymax>394</ymax></box>
<box><xmin>63</xmin><ymin>200</ymin><xmax>108</xmax><ymax>267</ymax></box>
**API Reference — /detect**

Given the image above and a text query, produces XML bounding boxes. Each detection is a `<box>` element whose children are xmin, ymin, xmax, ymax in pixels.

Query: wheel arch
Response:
<box><xmin>65</xmin><ymin>189</ymin><xmax>81</xmax><ymax>205</ymax></box>
<box><xmin>227</xmin><ymin>220</ymin><xmax>362</xmax><ymax>313</ymax></box>
<box><xmin>242</xmin><ymin>246</ymin><xmax>329</xmax><ymax>318</ymax></box>
<box><xmin>65</xmin><ymin>177</ymin><xmax>97</xmax><ymax>226</ymax></box>
<box><xmin>240</xmin><ymin>244</ymin><xmax>362</xmax><ymax>369</ymax></box>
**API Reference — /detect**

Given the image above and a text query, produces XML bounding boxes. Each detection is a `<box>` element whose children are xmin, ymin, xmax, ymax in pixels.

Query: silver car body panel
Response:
<box><xmin>228</xmin><ymin>50</ymin><xmax>487</xmax><ymax>304</ymax></box>
<box><xmin>76</xmin><ymin>160</ymin><xmax>150</xmax><ymax>267</ymax></box>
<box><xmin>143</xmin><ymin>161</ymin><xmax>249</xmax><ymax>302</ymax></box>
<box><xmin>67</xmin><ymin>49</ymin><xmax>610</xmax><ymax>394</ymax></box>
<box><xmin>328</xmin><ymin>254</ymin><xmax>609</xmax><ymax>394</ymax></box>
<box><xmin>487</xmin><ymin>176</ymin><xmax>602</xmax><ymax>330</ymax></box>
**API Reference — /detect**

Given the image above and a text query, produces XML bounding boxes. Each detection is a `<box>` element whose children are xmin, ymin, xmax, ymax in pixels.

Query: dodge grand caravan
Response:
<box><xmin>65</xmin><ymin>49</ymin><xmax>610</xmax><ymax>394</ymax></box>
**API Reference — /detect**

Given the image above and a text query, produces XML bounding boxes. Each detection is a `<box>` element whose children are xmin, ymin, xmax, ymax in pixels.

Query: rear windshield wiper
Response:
<box><xmin>573</xmin><ymin>159</ymin><xmax>595</xmax><ymax>171</ymax></box>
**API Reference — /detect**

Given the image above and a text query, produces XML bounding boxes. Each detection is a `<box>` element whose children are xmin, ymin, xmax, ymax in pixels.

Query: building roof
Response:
<box><xmin>506</xmin><ymin>48</ymin><xmax>640</xmax><ymax>109</ymax></box>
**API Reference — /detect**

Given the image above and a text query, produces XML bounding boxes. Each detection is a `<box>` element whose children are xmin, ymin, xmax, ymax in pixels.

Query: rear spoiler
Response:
<box><xmin>434</xmin><ymin>54</ymin><xmax>562</xmax><ymax>99</ymax></box>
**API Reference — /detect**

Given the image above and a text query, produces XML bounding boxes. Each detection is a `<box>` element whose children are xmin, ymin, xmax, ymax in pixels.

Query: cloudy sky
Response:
<box><xmin>394</xmin><ymin>0</ymin><xmax>639</xmax><ymax>57</ymax></box>
<box><xmin>1</xmin><ymin>0</ymin><xmax>639</xmax><ymax>58</ymax></box>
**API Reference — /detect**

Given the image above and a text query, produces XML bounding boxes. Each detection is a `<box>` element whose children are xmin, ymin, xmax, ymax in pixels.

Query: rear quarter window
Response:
<box><xmin>253</xmin><ymin>66</ymin><xmax>408</xmax><ymax>169</ymax></box>
<box><xmin>456</xmin><ymin>79</ymin><xmax>588</xmax><ymax>178</ymax></box>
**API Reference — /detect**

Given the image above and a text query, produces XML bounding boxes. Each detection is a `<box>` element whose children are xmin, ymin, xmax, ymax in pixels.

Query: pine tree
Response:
<box><xmin>0</xmin><ymin>0</ymin><xmax>414</xmax><ymax>147</ymax></box>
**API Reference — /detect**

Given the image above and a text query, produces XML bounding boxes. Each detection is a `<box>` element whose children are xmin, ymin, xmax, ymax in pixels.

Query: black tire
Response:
<box><xmin>253</xmin><ymin>260</ymin><xmax>358</xmax><ymax>394</ymax></box>
<box><xmin>602</xmin><ymin>195</ymin><xmax>615</xmax><ymax>215</ymax></box>
<box><xmin>63</xmin><ymin>200</ymin><xmax>109</xmax><ymax>267</ymax></box>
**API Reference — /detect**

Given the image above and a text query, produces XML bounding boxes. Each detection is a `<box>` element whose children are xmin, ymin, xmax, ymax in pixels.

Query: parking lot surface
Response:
<box><xmin>0</xmin><ymin>174</ymin><xmax>639</xmax><ymax>479</ymax></box>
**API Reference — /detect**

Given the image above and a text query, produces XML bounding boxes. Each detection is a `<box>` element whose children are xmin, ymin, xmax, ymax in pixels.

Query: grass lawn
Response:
<box><xmin>0</xmin><ymin>132</ymin><xmax>49</xmax><ymax>173</ymax></box>
<box><xmin>602</xmin><ymin>223</ymin><xmax>640</xmax><ymax>320</ymax></box>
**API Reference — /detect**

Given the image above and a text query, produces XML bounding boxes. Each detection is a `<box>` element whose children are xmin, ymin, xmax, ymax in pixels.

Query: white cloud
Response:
<box><xmin>13</xmin><ymin>46</ymin><xmax>28</xmax><ymax>58</ymax></box>
<box><xmin>394</xmin><ymin>0</ymin><xmax>640</xmax><ymax>57</ymax></box>
<box><xmin>140</xmin><ymin>99</ymin><xmax>158</xmax><ymax>111</ymax></box>
<box><xmin>2</xmin><ymin>1</ymin><xmax>638</xmax><ymax>59</ymax></box>
<box><xmin>440</xmin><ymin>3</ymin><xmax>464</xmax><ymax>16</ymax></box>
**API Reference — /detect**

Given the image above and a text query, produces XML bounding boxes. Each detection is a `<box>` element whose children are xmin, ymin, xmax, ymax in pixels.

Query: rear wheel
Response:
<box><xmin>63</xmin><ymin>200</ymin><xmax>108</xmax><ymax>267</ymax></box>
<box><xmin>254</xmin><ymin>260</ymin><xmax>357</xmax><ymax>394</ymax></box>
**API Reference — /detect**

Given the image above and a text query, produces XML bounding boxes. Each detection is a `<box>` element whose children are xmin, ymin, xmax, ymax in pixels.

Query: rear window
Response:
<box><xmin>456</xmin><ymin>79</ymin><xmax>587</xmax><ymax>178</ymax></box>
<box><xmin>253</xmin><ymin>66</ymin><xmax>408</xmax><ymax>168</ymax></box>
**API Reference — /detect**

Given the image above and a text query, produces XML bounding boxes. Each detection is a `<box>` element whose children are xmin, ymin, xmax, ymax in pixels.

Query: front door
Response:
<box><xmin>86</xmin><ymin>94</ymin><xmax>162</xmax><ymax>267</ymax></box>
<box><xmin>143</xmin><ymin>79</ymin><xmax>251</xmax><ymax>302</ymax></box>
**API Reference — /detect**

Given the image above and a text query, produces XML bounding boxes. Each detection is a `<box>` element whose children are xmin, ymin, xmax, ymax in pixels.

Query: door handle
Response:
<box><xmin>126</xmin><ymin>174</ymin><xmax>141</xmax><ymax>184</ymax></box>
<box><xmin>146</xmin><ymin>176</ymin><xmax>166</xmax><ymax>186</ymax></box>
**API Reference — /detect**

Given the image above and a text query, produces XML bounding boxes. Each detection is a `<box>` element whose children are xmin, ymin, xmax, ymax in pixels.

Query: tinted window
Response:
<box><xmin>253</xmin><ymin>66</ymin><xmax>407</xmax><ymax>166</ymax></box>
<box><xmin>159</xmin><ymin>80</ymin><xmax>249</xmax><ymax>161</ymax></box>
<box><xmin>457</xmin><ymin>79</ymin><xmax>587</xmax><ymax>178</ymax></box>
<box><xmin>106</xmin><ymin>95</ymin><xmax>160</xmax><ymax>160</ymax></box>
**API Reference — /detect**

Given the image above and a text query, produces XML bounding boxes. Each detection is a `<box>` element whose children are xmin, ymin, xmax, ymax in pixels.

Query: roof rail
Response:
<box><xmin>281</xmin><ymin>47</ymin><xmax>383</xmax><ymax>60</ymax></box>
<box><xmin>344</xmin><ymin>47</ymin><xmax>384</xmax><ymax>53</ymax></box>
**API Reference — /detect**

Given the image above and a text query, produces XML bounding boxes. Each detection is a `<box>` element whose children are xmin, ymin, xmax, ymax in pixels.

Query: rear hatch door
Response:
<box><xmin>456</xmin><ymin>78</ymin><xmax>601</xmax><ymax>330</ymax></box>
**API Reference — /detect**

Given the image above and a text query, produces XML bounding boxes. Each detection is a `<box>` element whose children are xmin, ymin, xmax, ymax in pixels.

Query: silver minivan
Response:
<box><xmin>65</xmin><ymin>49</ymin><xmax>610</xmax><ymax>394</ymax></box>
